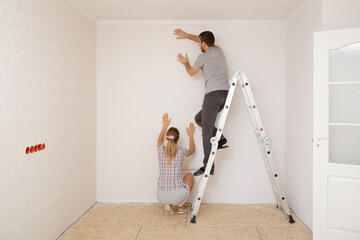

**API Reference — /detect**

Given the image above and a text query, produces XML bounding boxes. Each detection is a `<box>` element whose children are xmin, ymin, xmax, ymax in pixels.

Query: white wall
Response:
<box><xmin>285</xmin><ymin>0</ymin><xmax>360</xmax><ymax>231</ymax></box>
<box><xmin>97</xmin><ymin>21</ymin><xmax>286</xmax><ymax>204</ymax></box>
<box><xmin>322</xmin><ymin>0</ymin><xmax>360</xmax><ymax>31</ymax></box>
<box><xmin>0</xmin><ymin>1</ymin><xmax>97</xmax><ymax>239</ymax></box>
<box><xmin>285</xmin><ymin>0</ymin><xmax>322</xmax><ymax>231</ymax></box>
<box><xmin>1</xmin><ymin>0</ymin><xmax>358</xmax><ymax>237</ymax></box>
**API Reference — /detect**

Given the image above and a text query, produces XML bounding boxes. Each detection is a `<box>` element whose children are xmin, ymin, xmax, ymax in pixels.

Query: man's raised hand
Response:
<box><xmin>173</xmin><ymin>28</ymin><xmax>187</xmax><ymax>39</ymax></box>
<box><xmin>177</xmin><ymin>53</ymin><xmax>189</xmax><ymax>65</ymax></box>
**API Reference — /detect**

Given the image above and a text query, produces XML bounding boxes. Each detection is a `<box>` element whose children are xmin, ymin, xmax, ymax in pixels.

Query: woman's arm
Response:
<box><xmin>157</xmin><ymin>113</ymin><xmax>171</xmax><ymax>148</ymax></box>
<box><xmin>186</xmin><ymin>122</ymin><xmax>195</xmax><ymax>156</ymax></box>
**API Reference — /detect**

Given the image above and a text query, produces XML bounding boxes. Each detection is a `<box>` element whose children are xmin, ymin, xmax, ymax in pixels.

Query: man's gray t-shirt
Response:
<box><xmin>194</xmin><ymin>45</ymin><xmax>229</xmax><ymax>94</ymax></box>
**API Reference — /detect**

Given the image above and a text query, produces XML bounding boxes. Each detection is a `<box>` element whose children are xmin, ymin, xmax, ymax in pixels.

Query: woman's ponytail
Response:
<box><xmin>165</xmin><ymin>127</ymin><xmax>180</xmax><ymax>164</ymax></box>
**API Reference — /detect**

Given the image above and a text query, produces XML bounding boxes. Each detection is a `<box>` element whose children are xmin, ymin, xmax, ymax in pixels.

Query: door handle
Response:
<box><xmin>314</xmin><ymin>136</ymin><xmax>328</xmax><ymax>147</ymax></box>
<box><xmin>315</xmin><ymin>136</ymin><xmax>329</xmax><ymax>141</ymax></box>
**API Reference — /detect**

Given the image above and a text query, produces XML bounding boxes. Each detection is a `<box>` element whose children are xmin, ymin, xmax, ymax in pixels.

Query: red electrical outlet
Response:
<box><xmin>26</xmin><ymin>143</ymin><xmax>46</xmax><ymax>155</ymax></box>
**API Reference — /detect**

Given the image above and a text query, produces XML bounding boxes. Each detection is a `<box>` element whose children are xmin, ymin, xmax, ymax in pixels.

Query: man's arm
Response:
<box><xmin>177</xmin><ymin>53</ymin><xmax>200</xmax><ymax>76</ymax></box>
<box><xmin>174</xmin><ymin>28</ymin><xmax>200</xmax><ymax>43</ymax></box>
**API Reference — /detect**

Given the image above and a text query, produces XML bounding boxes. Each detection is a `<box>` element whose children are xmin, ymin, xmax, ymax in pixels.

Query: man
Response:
<box><xmin>174</xmin><ymin>28</ymin><xmax>229</xmax><ymax>176</ymax></box>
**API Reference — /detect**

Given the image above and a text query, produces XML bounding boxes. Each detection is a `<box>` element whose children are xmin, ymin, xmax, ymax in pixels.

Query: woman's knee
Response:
<box><xmin>183</xmin><ymin>173</ymin><xmax>194</xmax><ymax>188</ymax></box>
<box><xmin>184</xmin><ymin>172</ymin><xmax>194</xmax><ymax>180</ymax></box>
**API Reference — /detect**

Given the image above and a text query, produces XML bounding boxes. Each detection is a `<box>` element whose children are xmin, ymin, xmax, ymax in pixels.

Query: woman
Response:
<box><xmin>156</xmin><ymin>113</ymin><xmax>195</xmax><ymax>215</ymax></box>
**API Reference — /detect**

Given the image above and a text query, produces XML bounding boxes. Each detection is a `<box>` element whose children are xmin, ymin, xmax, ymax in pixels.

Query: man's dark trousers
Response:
<box><xmin>195</xmin><ymin>90</ymin><xmax>228</xmax><ymax>172</ymax></box>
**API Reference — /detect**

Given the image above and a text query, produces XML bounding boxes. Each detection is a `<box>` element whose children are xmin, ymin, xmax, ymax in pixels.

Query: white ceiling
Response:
<box><xmin>67</xmin><ymin>0</ymin><xmax>305</xmax><ymax>22</ymax></box>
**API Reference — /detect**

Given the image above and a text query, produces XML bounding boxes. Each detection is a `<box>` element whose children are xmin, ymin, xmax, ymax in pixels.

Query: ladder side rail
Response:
<box><xmin>213</xmin><ymin>76</ymin><xmax>238</xmax><ymax>142</ymax></box>
<box><xmin>239</xmin><ymin>74</ymin><xmax>282</xmax><ymax>205</ymax></box>
<box><xmin>190</xmin><ymin>75</ymin><xmax>238</xmax><ymax>223</ymax></box>
<box><xmin>260</xmin><ymin>149</ymin><xmax>282</xmax><ymax>205</ymax></box>
<box><xmin>239</xmin><ymin>73</ymin><xmax>294</xmax><ymax>223</ymax></box>
<box><xmin>190</xmin><ymin>143</ymin><xmax>217</xmax><ymax>221</ymax></box>
<box><xmin>239</xmin><ymin>74</ymin><xmax>267</xmax><ymax>140</ymax></box>
<box><xmin>191</xmin><ymin>175</ymin><xmax>204</xmax><ymax>207</ymax></box>
<box><xmin>260</xmin><ymin>149</ymin><xmax>283</xmax><ymax>208</ymax></box>
<box><xmin>238</xmin><ymin>80</ymin><xmax>261</xmax><ymax>136</ymax></box>
<box><xmin>239</xmin><ymin>74</ymin><xmax>281</xmax><ymax>203</ymax></box>
<box><xmin>263</xmin><ymin>145</ymin><xmax>292</xmax><ymax>216</ymax></box>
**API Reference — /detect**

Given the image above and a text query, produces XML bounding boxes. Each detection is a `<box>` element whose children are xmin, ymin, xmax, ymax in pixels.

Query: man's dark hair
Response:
<box><xmin>198</xmin><ymin>31</ymin><xmax>215</xmax><ymax>47</ymax></box>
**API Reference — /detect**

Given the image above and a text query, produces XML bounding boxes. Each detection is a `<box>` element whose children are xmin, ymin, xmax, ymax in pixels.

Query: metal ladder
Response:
<box><xmin>190</xmin><ymin>71</ymin><xmax>295</xmax><ymax>224</ymax></box>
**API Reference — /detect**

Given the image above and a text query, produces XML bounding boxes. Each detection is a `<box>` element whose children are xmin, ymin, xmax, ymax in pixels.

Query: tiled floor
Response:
<box><xmin>58</xmin><ymin>203</ymin><xmax>312</xmax><ymax>240</ymax></box>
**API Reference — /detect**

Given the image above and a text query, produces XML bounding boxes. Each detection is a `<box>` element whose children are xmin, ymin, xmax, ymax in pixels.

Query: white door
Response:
<box><xmin>314</xmin><ymin>27</ymin><xmax>360</xmax><ymax>240</ymax></box>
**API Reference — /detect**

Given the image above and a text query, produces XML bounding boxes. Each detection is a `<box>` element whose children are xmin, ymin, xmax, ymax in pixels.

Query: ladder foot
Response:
<box><xmin>288</xmin><ymin>215</ymin><xmax>295</xmax><ymax>224</ymax></box>
<box><xmin>190</xmin><ymin>215</ymin><xmax>196</xmax><ymax>224</ymax></box>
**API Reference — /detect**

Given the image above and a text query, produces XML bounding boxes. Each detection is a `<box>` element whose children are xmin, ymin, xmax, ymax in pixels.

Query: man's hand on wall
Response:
<box><xmin>177</xmin><ymin>53</ymin><xmax>189</xmax><ymax>65</ymax></box>
<box><xmin>173</xmin><ymin>28</ymin><xmax>187</xmax><ymax>39</ymax></box>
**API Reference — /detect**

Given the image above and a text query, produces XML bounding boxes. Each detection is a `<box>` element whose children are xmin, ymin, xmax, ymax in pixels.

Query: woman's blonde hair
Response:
<box><xmin>165</xmin><ymin>127</ymin><xmax>179</xmax><ymax>164</ymax></box>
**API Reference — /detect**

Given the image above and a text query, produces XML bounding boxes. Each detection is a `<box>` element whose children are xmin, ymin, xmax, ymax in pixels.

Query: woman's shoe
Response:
<box><xmin>164</xmin><ymin>204</ymin><xmax>174</xmax><ymax>215</ymax></box>
<box><xmin>178</xmin><ymin>205</ymin><xmax>190</xmax><ymax>214</ymax></box>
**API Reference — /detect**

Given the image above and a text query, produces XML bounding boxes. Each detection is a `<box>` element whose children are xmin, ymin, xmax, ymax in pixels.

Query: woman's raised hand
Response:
<box><xmin>162</xmin><ymin>113</ymin><xmax>171</xmax><ymax>127</ymax></box>
<box><xmin>186</xmin><ymin>122</ymin><xmax>195</xmax><ymax>137</ymax></box>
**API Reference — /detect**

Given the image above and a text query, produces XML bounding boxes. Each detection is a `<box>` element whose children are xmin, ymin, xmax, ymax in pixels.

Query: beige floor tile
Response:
<box><xmin>256</xmin><ymin>225</ymin><xmax>312</xmax><ymax>240</ymax></box>
<box><xmin>136</xmin><ymin>225</ymin><xmax>184</xmax><ymax>240</ymax></box>
<box><xmin>153</xmin><ymin>204</ymin><xmax>188</xmax><ymax>227</ymax></box>
<box><xmin>58</xmin><ymin>234</ymin><xmax>85</xmax><ymax>240</ymax></box>
<box><xmin>78</xmin><ymin>203</ymin><xmax>187</xmax><ymax>227</ymax></box>
<box><xmin>187</xmin><ymin>204</ymin><xmax>289</xmax><ymax>227</ymax></box>
<box><xmin>95</xmin><ymin>225</ymin><xmax>141</xmax><ymax>240</ymax></box>
<box><xmin>58</xmin><ymin>225</ymin><xmax>140</xmax><ymax>240</ymax></box>
<box><xmin>58</xmin><ymin>203</ymin><xmax>313</xmax><ymax>240</ymax></box>
<box><xmin>137</xmin><ymin>225</ymin><xmax>261</xmax><ymax>240</ymax></box>
<box><xmin>63</xmin><ymin>225</ymin><xmax>101</xmax><ymax>235</ymax></box>
<box><xmin>75</xmin><ymin>203</ymin><xmax>158</xmax><ymax>227</ymax></box>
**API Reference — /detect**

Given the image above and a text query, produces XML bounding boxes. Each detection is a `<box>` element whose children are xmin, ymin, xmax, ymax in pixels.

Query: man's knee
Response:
<box><xmin>195</xmin><ymin>113</ymin><xmax>202</xmax><ymax>126</ymax></box>
<box><xmin>202</xmin><ymin>125</ymin><xmax>214</xmax><ymax>136</ymax></box>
